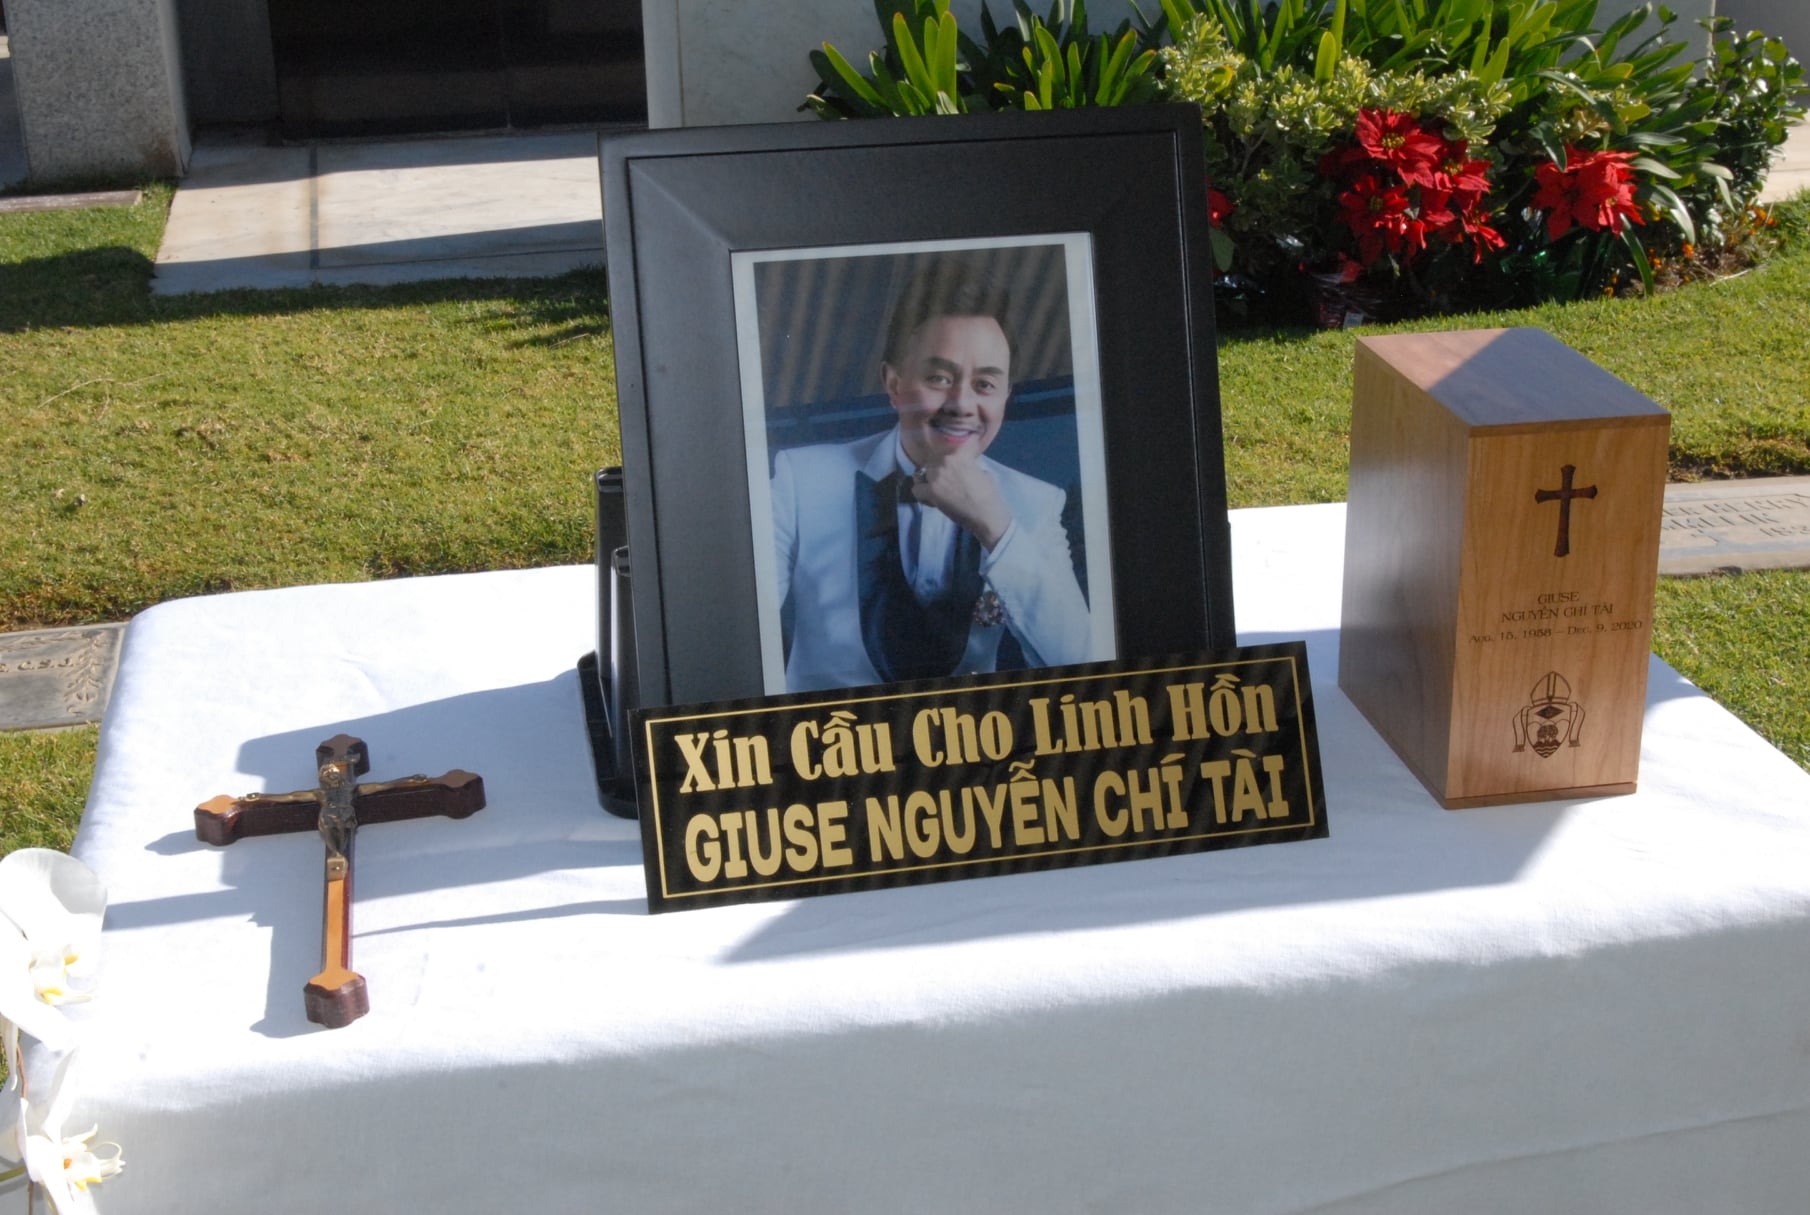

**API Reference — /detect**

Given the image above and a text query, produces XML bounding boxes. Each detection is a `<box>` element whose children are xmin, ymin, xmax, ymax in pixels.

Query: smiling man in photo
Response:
<box><xmin>770</xmin><ymin>258</ymin><xmax>1094</xmax><ymax>693</ymax></box>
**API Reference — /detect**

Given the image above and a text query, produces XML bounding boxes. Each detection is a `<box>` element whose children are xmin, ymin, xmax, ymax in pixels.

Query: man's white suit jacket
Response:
<box><xmin>771</xmin><ymin>427</ymin><xmax>1095</xmax><ymax>693</ymax></box>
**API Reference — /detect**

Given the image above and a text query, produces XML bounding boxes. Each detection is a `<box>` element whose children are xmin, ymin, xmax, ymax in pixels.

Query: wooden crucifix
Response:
<box><xmin>195</xmin><ymin>735</ymin><xmax>485</xmax><ymax>1028</ymax></box>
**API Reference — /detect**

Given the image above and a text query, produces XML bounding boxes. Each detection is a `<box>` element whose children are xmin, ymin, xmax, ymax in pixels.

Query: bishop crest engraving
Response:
<box><xmin>1513</xmin><ymin>671</ymin><xmax>1586</xmax><ymax>758</ymax></box>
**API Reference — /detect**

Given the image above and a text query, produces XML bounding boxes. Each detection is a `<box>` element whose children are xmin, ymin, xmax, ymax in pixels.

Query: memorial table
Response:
<box><xmin>62</xmin><ymin>505</ymin><xmax>1810</xmax><ymax>1214</ymax></box>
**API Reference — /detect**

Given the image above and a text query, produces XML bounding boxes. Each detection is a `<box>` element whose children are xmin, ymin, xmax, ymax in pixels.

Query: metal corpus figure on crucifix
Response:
<box><xmin>195</xmin><ymin>735</ymin><xmax>485</xmax><ymax>1028</ymax></box>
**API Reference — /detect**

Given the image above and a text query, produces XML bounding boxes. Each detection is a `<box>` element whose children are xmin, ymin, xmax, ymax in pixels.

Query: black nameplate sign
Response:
<box><xmin>635</xmin><ymin>643</ymin><xmax>1329</xmax><ymax>913</ymax></box>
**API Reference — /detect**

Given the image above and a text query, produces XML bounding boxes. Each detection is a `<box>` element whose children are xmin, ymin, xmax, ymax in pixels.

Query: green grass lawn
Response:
<box><xmin>1</xmin><ymin>186</ymin><xmax>617</xmax><ymax>628</ymax></box>
<box><xmin>2</xmin><ymin>185</ymin><xmax>1808</xmax><ymax>858</ymax></box>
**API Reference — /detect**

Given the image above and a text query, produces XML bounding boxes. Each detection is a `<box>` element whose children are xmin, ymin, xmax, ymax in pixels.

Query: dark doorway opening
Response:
<box><xmin>268</xmin><ymin>0</ymin><xmax>645</xmax><ymax>139</ymax></box>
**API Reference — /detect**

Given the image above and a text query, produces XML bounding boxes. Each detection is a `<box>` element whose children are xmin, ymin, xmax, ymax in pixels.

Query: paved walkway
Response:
<box><xmin>149</xmin><ymin>130</ymin><xmax>606</xmax><ymax>293</ymax></box>
<box><xmin>1760</xmin><ymin>115</ymin><xmax>1810</xmax><ymax>203</ymax></box>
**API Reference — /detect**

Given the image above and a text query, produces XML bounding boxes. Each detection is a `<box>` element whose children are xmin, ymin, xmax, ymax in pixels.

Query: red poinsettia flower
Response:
<box><xmin>1417</xmin><ymin>187</ymin><xmax>1457</xmax><ymax>234</ymax></box>
<box><xmin>1532</xmin><ymin>148</ymin><xmax>1645</xmax><ymax>239</ymax></box>
<box><xmin>1354</xmin><ymin>109</ymin><xmax>1442</xmax><ymax>182</ymax></box>
<box><xmin>1424</xmin><ymin>138</ymin><xmax>1491</xmax><ymax>203</ymax></box>
<box><xmin>1208</xmin><ymin>187</ymin><xmax>1234</xmax><ymax>227</ymax></box>
<box><xmin>1454</xmin><ymin>211</ymin><xmax>1507</xmax><ymax>263</ymax></box>
<box><xmin>1338</xmin><ymin>174</ymin><xmax>1414</xmax><ymax>266</ymax></box>
<box><xmin>1401</xmin><ymin>216</ymin><xmax>1437</xmax><ymax>257</ymax></box>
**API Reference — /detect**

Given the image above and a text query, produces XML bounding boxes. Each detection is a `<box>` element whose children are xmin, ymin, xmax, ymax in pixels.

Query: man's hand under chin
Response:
<box><xmin>914</xmin><ymin>443</ymin><xmax>1012</xmax><ymax>551</ymax></box>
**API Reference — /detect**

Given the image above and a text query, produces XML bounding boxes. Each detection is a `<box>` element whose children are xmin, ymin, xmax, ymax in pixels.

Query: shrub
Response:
<box><xmin>806</xmin><ymin>0</ymin><xmax>1807</xmax><ymax>320</ymax></box>
<box><xmin>1161</xmin><ymin>0</ymin><xmax>1806</xmax><ymax>314</ymax></box>
<box><xmin>1679</xmin><ymin>16</ymin><xmax>1808</xmax><ymax>245</ymax></box>
<box><xmin>1160</xmin><ymin>9</ymin><xmax>1510</xmax><ymax>313</ymax></box>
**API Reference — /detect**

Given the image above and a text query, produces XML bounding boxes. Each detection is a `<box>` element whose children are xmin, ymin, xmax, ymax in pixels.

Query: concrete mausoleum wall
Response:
<box><xmin>6</xmin><ymin>0</ymin><xmax>191</xmax><ymax>181</ymax></box>
<box><xmin>642</xmin><ymin>0</ymin><xmax>1147</xmax><ymax>128</ymax></box>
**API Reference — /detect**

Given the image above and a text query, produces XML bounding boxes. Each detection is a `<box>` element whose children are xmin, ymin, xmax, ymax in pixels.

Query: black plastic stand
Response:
<box><xmin>579</xmin><ymin>467</ymin><xmax>640</xmax><ymax>818</ymax></box>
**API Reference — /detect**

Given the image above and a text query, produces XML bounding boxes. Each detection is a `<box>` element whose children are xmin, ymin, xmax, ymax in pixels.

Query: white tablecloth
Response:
<box><xmin>59</xmin><ymin>504</ymin><xmax>1810</xmax><ymax>1214</ymax></box>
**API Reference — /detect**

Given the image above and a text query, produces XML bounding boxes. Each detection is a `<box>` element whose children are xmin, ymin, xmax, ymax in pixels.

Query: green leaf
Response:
<box><xmin>1643</xmin><ymin>179</ymin><xmax>1697</xmax><ymax>245</ymax></box>
<box><xmin>1529</xmin><ymin>123</ymin><xmax>1567</xmax><ymax>165</ymax></box>
<box><xmin>1629</xmin><ymin>155</ymin><xmax>1680</xmax><ymax>179</ymax></box>
<box><xmin>1621</xmin><ymin>130</ymin><xmax>1686</xmax><ymax>148</ymax></box>
<box><xmin>1620</xmin><ymin>226</ymin><xmax>1656</xmax><ymax>296</ymax></box>
<box><xmin>920</xmin><ymin>11</ymin><xmax>944</xmax><ymax>82</ymax></box>
<box><xmin>1468</xmin><ymin>20</ymin><xmax>1492</xmax><ymax>75</ymax></box>
<box><xmin>1504</xmin><ymin>2</ymin><xmax>1542</xmax><ymax>48</ymax></box>
<box><xmin>1314</xmin><ymin>30</ymin><xmax>1339</xmax><ymax>81</ymax></box>
<box><xmin>821</xmin><ymin>42</ymin><xmax>878</xmax><ymax>98</ymax></box>
<box><xmin>933</xmin><ymin>10</ymin><xmax>962</xmax><ymax>101</ymax></box>
<box><xmin>893</xmin><ymin>12</ymin><xmax>935</xmax><ymax>96</ymax></box>
<box><xmin>1258</xmin><ymin>0</ymin><xmax>1293</xmax><ymax>72</ymax></box>
<box><xmin>818</xmin><ymin>43</ymin><xmax>890</xmax><ymax>112</ymax></box>
<box><xmin>866</xmin><ymin>56</ymin><xmax>909</xmax><ymax>113</ymax></box>
<box><xmin>1159</xmin><ymin>0</ymin><xmax>1200</xmax><ymax>42</ymax></box>
<box><xmin>1477</xmin><ymin>36</ymin><xmax>1511</xmax><ymax>88</ymax></box>
<box><xmin>1209</xmin><ymin>224</ymin><xmax>1236</xmax><ymax>272</ymax></box>
<box><xmin>1097</xmin><ymin>29</ymin><xmax>1135</xmax><ymax>98</ymax></box>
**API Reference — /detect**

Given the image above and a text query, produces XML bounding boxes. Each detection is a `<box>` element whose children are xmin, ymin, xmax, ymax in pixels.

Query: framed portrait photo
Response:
<box><xmin>602</xmin><ymin>105</ymin><xmax>1233</xmax><ymax>710</ymax></box>
<box><xmin>734</xmin><ymin>235</ymin><xmax>1116</xmax><ymax>695</ymax></box>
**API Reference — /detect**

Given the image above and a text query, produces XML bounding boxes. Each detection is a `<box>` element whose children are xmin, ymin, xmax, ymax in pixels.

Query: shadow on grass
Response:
<box><xmin>1</xmin><ymin>170</ymin><xmax>603</xmax><ymax>342</ymax></box>
<box><xmin>0</xmin><ymin>243</ymin><xmax>610</xmax><ymax>337</ymax></box>
<box><xmin>0</xmin><ymin>246</ymin><xmax>159</xmax><ymax>331</ymax></box>
<box><xmin>152</xmin><ymin>268</ymin><xmax>612</xmax><ymax>346</ymax></box>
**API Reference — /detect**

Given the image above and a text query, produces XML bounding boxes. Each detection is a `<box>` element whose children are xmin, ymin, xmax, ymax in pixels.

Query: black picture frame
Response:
<box><xmin>602</xmin><ymin>104</ymin><xmax>1234</xmax><ymax>711</ymax></box>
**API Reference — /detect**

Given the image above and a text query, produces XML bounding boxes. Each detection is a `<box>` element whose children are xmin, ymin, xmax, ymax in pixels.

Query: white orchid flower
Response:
<box><xmin>0</xmin><ymin>850</ymin><xmax>106</xmax><ymax>1057</ymax></box>
<box><xmin>1</xmin><ymin>926</ymin><xmax>74</xmax><ymax>1061</ymax></box>
<box><xmin>19</xmin><ymin>1053</ymin><xmax>123</xmax><ymax>1215</ymax></box>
